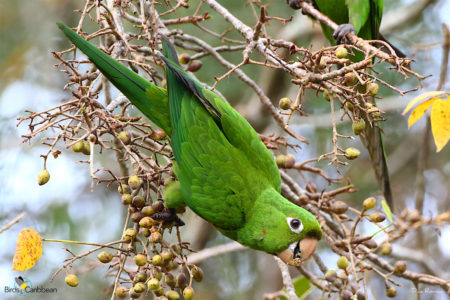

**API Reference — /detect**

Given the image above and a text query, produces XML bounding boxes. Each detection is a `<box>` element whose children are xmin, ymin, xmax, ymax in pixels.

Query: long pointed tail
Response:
<box><xmin>57</xmin><ymin>23</ymin><xmax>171</xmax><ymax>134</ymax></box>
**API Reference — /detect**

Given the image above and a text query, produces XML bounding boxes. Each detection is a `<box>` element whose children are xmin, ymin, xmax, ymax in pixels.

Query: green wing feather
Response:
<box><xmin>160</xmin><ymin>37</ymin><xmax>281</xmax><ymax>229</ymax></box>
<box><xmin>57</xmin><ymin>22</ymin><xmax>171</xmax><ymax>134</ymax></box>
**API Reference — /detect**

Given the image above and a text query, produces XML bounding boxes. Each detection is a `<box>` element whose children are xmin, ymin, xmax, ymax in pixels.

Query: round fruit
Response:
<box><xmin>151</xmin><ymin>231</ymin><xmax>163</xmax><ymax>243</ymax></box>
<box><xmin>335</xmin><ymin>46</ymin><xmax>348</xmax><ymax>58</ymax></box>
<box><xmin>65</xmin><ymin>274</ymin><xmax>79</xmax><ymax>287</ymax></box>
<box><xmin>394</xmin><ymin>260</ymin><xmax>407</xmax><ymax>274</ymax></box>
<box><xmin>187</xmin><ymin>60</ymin><xmax>202</xmax><ymax>72</ymax></box>
<box><xmin>165</xmin><ymin>273</ymin><xmax>176</xmax><ymax>288</ymax></box>
<box><xmin>38</xmin><ymin>169</ymin><xmax>50</xmax><ymax>186</ymax></box>
<box><xmin>147</xmin><ymin>278</ymin><xmax>160</xmax><ymax>291</ymax></box>
<box><xmin>128</xmin><ymin>175</ymin><xmax>141</xmax><ymax>190</ymax></box>
<box><xmin>139</xmin><ymin>217</ymin><xmax>155</xmax><ymax>228</ymax></box>
<box><xmin>344</xmin><ymin>72</ymin><xmax>358</xmax><ymax>86</ymax></box>
<box><xmin>166</xmin><ymin>290</ymin><xmax>180</xmax><ymax>300</ymax></box>
<box><xmin>123</xmin><ymin>228</ymin><xmax>137</xmax><ymax>241</ymax></box>
<box><xmin>337</xmin><ymin>256</ymin><xmax>349</xmax><ymax>270</ymax></box>
<box><xmin>367</xmin><ymin>82</ymin><xmax>379</xmax><ymax>96</ymax></box>
<box><xmin>192</xmin><ymin>266</ymin><xmax>203</xmax><ymax>282</ymax></box>
<box><xmin>121</xmin><ymin>194</ymin><xmax>132</xmax><ymax>205</ymax></box>
<box><xmin>369</xmin><ymin>212</ymin><xmax>386</xmax><ymax>223</ymax></box>
<box><xmin>72</xmin><ymin>141</ymin><xmax>85</xmax><ymax>152</ymax></box>
<box><xmin>324</xmin><ymin>90</ymin><xmax>331</xmax><ymax>101</ymax></box>
<box><xmin>152</xmin><ymin>254</ymin><xmax>164</xmax><ymax>266</ymax></box>
<box><xmin>352</xmin><ymin>119</ymin><xmax>366</xmax><ymax>135</ymax></box>
<box><xmin>118</xmin><ymin>131</ymin><xmax>131</xmax><ymax>145</ymax></box>
<box><xmin>325</xmin><ymin>270</ymin><xmax>337</xmax><ymax>282</ymax></box>
<box><xmin>183</xmin><ymin>286</ymin><xmax>195</xmax><ymax>300</ymax></box>
<box><xmin>118</xmin><ymin>184</ymin><xmax>131</xmax><ymax>195</ymax></box>
<box><xmin>133</xmin><ymin>282</ymin><xmax>146</xmax><ymax>293</ymax></box>
<box><xmin>279</xmin><ymin>97</ymin><xmax>293</xmax><ymax>110</ymax></box>
<box><xmin>134</xmin><ymin>253</ymin><xmax>147</xmax><ymax>266</ymax></box>
<box><xmin>363</xmin><ymin>197</ymin><xmax>376</xmax><ymax>210</ymax></box>
<box><xmin>344</xmin><ymin>147</ymin><xmax>360</xmax><ymax>160</ymax></box>
<box><xmin>142</xmin><ymin>206</ymin><xmax>155</xmax><ymax>216</ymax></box>
<box><xmin>381</xmin><ymin>242</ymin><xmax>392</xmax><ymax>255</ymax></box>
<box><xmin>332</xmin><ymin>201</ymin><xmax>348</xmax><ymax>214</ymax></box>
<box><xmin>97</xmin><ymin>251</ymin><xmax>113</xmax><ymax>263</ymax></box>
<box><xmin>386</xmin><ymin>286</ymin><xmax>397</xmax><ymax>298</ymax></box>
<box><xmin>132</xmin><ymin>195</ymin><xmax>145</xmax><ymax>209</ymax></box>
<box><xmin>152</xmin><ymin>129</ymin><xmax>167</xmax><ymax>141</ymax></box>
<box><xmin>179</xmin><ymin>53</ymin><xmax>191</xmax><ymax>65</ymax></box>
<box><xmin>115</xmin><ymin>286</ymin><xmax>128</xmax><ymax>298</ymax></box>
<box><xmin>284</xmin><ymin>154</ymin><xmax>296</xmax><ymax>168</ymax></box>
<box><xmin>82</xmin><ymin>141</ymin><xmax>91</xmax><ymax>155</ymax></box>
<box><xmin>177</xmin><ymin>273</ymin><xmax>187</xmax><ymax>289</ymax></box>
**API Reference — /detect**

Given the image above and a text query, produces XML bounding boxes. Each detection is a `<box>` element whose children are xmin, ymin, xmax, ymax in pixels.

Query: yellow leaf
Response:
<box><xmin>407</xmin><ymin>98</ymin><xmax>436</xmax><ymax>128</ymax></box>
<box><xmin>430</xmin><ymin>98</ymin><xmax>450</xmax><ymax>152</ymax></box>
<box><xmin>403</xmin><ymin>91</ymin><xmax>447</xmax><ymax>115</ymax></box>
<box><xmin>12</xmin><ymin>228</ymin><xmax>43</xmax><ymax>271</ymax></box>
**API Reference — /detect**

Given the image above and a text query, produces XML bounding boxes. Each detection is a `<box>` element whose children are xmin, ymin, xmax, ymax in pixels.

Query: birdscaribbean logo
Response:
<box><xmin>4</xmin><ymin>276</ymin><xmax>57</xmax><ymax>296</ymax></box>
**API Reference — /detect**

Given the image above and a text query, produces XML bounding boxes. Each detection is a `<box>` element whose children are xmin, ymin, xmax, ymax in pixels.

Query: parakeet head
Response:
<box><xmin>234</xmin><ymin>188</ymin><xmax>322</xmax><ymax>266</ymax></box>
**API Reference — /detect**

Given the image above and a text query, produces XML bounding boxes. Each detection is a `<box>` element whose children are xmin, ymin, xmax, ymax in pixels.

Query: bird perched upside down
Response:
<box><xmin>57</xmin><ymin>23</ymin><xmax>322</xmax><ymax>265</ymax></box>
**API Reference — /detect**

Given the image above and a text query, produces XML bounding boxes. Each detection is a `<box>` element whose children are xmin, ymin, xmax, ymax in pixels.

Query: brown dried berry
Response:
<box><xmin>178</xmin><ymin>53</ymin><xmax>191</xmax><ymax>65</ymax></box>
<box><xmin>187</xmin><ymin>60</ymin><xmax>202</xmax><ymax>72</ymax></box>
<box><xmin>132</xmin><ymin>195</ymin><xmax>145</xmax><ymax>209</ymax></box>
<box><xmin>332</xmin><ymin>201</ymin><xmax>348</xmax><ymax>214</ymax></box>
<box><xmin>394</xmin><ymin>260</ymin><xmax>407</xmax><ymax>275</ymax></box>
<box><xmin>369</xmin><ymin>212</ymin><xmax>386</xmax><ymax>223</ymax></box>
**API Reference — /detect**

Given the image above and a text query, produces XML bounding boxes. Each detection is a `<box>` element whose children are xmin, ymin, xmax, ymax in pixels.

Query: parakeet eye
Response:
<box><xmin>287</xmin><ymin>217</ymin><xmax>303</xmax><ymax>233</ymax></box>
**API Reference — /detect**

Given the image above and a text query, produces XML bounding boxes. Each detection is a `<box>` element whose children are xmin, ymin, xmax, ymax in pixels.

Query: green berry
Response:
<box><xmin>367</xmin><ymin>82</ymin><xmax>379</xmax><ymax>96</ymax></box>
<box><xmin>279</xmin><ymin>97</ymin><xmax>293</xmax><ymax>110</ymax></box>
<box><xmin>139</xmin><ymin>216</ymin><xmax>155</xmax><ymax>228</ymax></box>
<box><xmin>183</xmin><ymin>286</ymin><xmax>195</xmax><ymax>300</ymax></box>
<box><xmin>129</xmin><ymin>288</ymin><xmax>141</xmax><ymax>298</ymax></box>
<box><xmin>65</xmin><ymin>274</ymin><xmax>79</xmax><ymax>287</ymax></box>
<box><xmin>118</xmin><ymin>184</ymin><xmax>131</xmax><ymax>195</ymax></box>
<box><xmin>147</xmin><ymin>278</ymin><xmax>160</xmax><ymax>291</ymax></box>
<box><xmin>324</xmin><ymin>90</ymin><xmax>331</xmax><ymax>101</ymax></box>
<box><xmin>72</xmin><ymin>141</ymin><xmax>85</xmax><ymax>152</ymax></box>
<box><xmin>38</xmin><ymin>169</ymin><xmax>50</xmax><ymax>186</ymax></box>
<box><xmin>121</xmin><ymin>194</ymin><xmax>132</xmax><ymax>205</ymax></box>
<box><xmin>386</xmin><ymin>286</ymin><xmax>397</xmax><ymax>298</ymax></box>
<box><xmin>165</xmin><ymin>273</ymin><xmax>176</xmax><ymax>288</ymax></box>
<box><xmin>352</xmin><ymin>119</ymin><xmax>366</xmax><ymax>135</ymax></box>
<box><xmin>133</xmin><ymin>282</ymin><xmax>146</xmax><ymax>293</ymax></box>
<box><xmin>128</xmin><ymin>175</ymin><xmax>141</xmax><ymax>190</ymax></box>
<box><xmin>151</xmin><ymin>231</ymin><xmax>163</xmax><ymax>243</ymax></box>
<box><xmin>192</xmin><ymin>266</ymin><xmax>203</xmax><ymax>282</ymax></box>
<box><xmin>152</xmin><ymin>129</ymin><xmax>167</xmax><ymax>141</ymax></box>
<box><xmin>394</xmin><ymin>260</ymin><xmax>407</xmax><ymax>275</ymax></box>
<box><xmin>123</xmin><ymin>228</ymin><xmax>137</xmax><ymax>241</ymax></box>
<box><xmin>332</xmin><ymin>201</ymin><xmax>348</xmax><ymax>214</ymax></box>
<box><xmin>325</xmin><ymin>270</ymin><xmax>337</xmax><ymax>282</ymax></box>
<box><xmin>319</xmin><ymin>57</ymin><xmax>327</xmax><ymax>69</ymax></box>
<box><xmin>369</xmin><ymin>212</ymin><xmax>386</xmax><ymax>223</ymax></box>
<box><xmin>97</xmin><ymin>251</ymin><xmax>113</xmax><ymax>263</ymax></box>
<box><xmin>165</xmin><ymin>290</ymin><xmax>180</xmax><ymax>300</ymax></box>
<box><xmin>363</xmin><ymin>197</ymin><xmax>376</xmax><ymax>210</ymax></box>
<box><xmin>152</xmin><ymin>254</ymin><xmax>164</xmax><ymax>266</ymax></box>
<box><xmin>142</xmin><ymin>205</ymin><xmax>155</xmax><ymax>216</ymax></box>
<box><xmin>345</xmin><ymin>101</ymin><xmax>353</xmax><ymax>110</ymax></box>
<box><xmin>284</xmin><ymin>154</ymin><xmax>296</xmax><ymax>168</ymax></box>
<box><xmin>345</xmin><ymin>147</ymin><xmax>360</xmax><ymax>160</ymax></box>
<box><xmin>380</xmin><ymin>242</ymin><xmax>392</xmax><ymax>255</ymax></box>
<box><xmin>335</xmin><ymin>46</ymin><xmax>348</xmax><ymax>58</ymax></box>
<box><xmin>344</xmin><ymin>72</ymin><xmax>358</xmax><ymax>86</ymax></box>
<box><xmin>276</xmin><ymin>155</ymin><xmax>285</xmax><ymax>168</ymax></box>
<box><xmin>179</xmin><ymin>53</ymin><xmax>191</xmax><ymax>65</ymax></box>
<box><xmin>82</xmin><ymin>141</ymin><xmax>91</xmax><ymax>155</ymax></box>
<box><xmin>115</xmin><ymin>286</ymin><xmax>128</xmax><ymax>298</ymax></box>
<box><xmin>161</xmin><ymin>250</ymin><xmax>172</xmax><ymax>262</ymax></box>
<box><xmin>118</xmin><ymin>131</ymin><xmax>131</xmax><ymax>145</ymax></box>
<box><xmin>133</xmin><ymin>253</ymin><xmax>147</xmax><ymax>266</ymax></box>
<box><xmin>337</xmin><ymin>256</ymin><xmax>349</xmax><ymax>270</ymax></box>
<box><xmin>132</xmin><ymin>195</ymin><xmax>145</xmax><ymax>209</ymax></box>
<box><xmin>133</xmin><ymin>272</ymin><xmax>147</xmax><ymax>283</ymax></box>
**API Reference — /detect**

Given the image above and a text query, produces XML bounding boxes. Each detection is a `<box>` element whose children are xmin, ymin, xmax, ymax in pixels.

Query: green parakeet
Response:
<box><xmin>287</xmin><ymin>0</ymin><xmax>394</xmax><ymax>207</ymax></box>
<box><xmin>57</xmin><ymin>23</ymin><xmax>322</xmax><ymax>265</ymax></box>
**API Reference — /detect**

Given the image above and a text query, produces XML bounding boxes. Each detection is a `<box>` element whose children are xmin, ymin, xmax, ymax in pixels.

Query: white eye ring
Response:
<box><xmin>287</xmin><ymin>217</ymin><xmax>303</xmax><ymax>234</ymax></box>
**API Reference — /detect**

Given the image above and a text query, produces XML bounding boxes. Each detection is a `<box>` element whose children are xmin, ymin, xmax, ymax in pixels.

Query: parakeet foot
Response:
<box><xmin>333</xmin><ymin>24</ymin><xmax>355</xmax><ymax>44</ymax></box>
<box><xmin>286</xmin><ymin>0</ymin><xmax>314</xmax><ymax>10</ymax></box>
<box><xmin>152</xmin><ymin>208</ymin><xmax>185</xmax><ymax>226</ymax></box>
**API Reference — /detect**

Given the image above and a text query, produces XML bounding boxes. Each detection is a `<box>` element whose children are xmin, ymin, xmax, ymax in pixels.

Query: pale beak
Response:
<box><xmin>277</xmin><ymin>237</ymin><xmax>319</xmax><ymax>266</ymax></box>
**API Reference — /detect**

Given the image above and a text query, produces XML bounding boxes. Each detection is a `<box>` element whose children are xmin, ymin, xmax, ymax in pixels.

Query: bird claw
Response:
<box><xmin>286</xmin><ymin>0</ymin><xmax>314</xmax><ymax>10</ymax></box>
<box><xmin>333</xmin><ymin>24</ymin><xmax>355</xmax><ymax>44</ymax></box>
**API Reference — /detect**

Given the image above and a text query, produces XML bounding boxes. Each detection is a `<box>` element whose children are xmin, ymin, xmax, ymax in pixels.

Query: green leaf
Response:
<box><xmin>381</xmin><ymin>199</ymin><xmax>393</xmax><ymax>223</ymax></box>
<box><xmin>293</xmin><ymin>276</ymin><xmax>310</xmax><ymax>297</ymax></box>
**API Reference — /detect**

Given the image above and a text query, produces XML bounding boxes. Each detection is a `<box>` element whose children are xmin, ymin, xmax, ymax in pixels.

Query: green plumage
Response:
<box><xmin>58</xmin><ymin>23</ymin><xmax>322</xmax><ymax>256</ymax></box>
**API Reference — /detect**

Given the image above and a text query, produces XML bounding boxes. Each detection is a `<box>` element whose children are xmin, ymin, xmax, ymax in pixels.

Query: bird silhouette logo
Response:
<box><xmin>15</xmin><ymin>276</ymin><xmax>27</xmax><ymax>290</ymax></box>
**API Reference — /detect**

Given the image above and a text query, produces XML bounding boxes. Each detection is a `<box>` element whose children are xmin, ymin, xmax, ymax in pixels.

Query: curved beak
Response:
<box><xmin>277</xmin><ymin>237</ymin><xmax>319</xmax><ymax>266</ymax></box>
